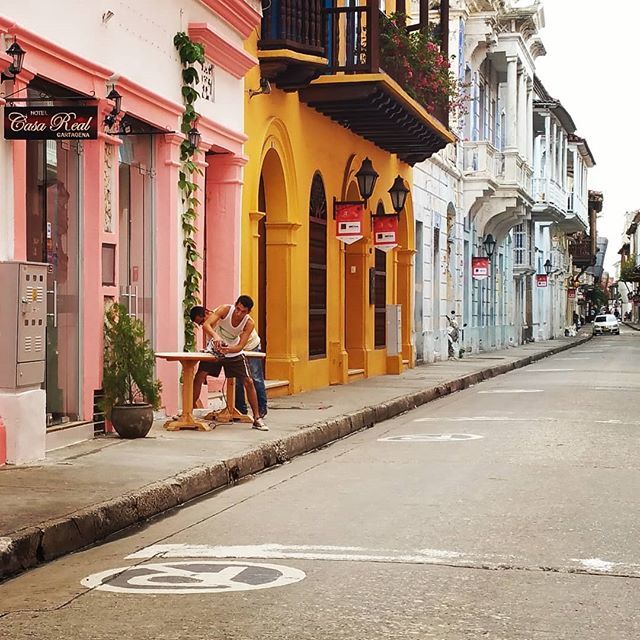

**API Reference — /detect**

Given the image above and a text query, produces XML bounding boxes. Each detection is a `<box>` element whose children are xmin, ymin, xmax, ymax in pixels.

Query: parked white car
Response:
<box><xmin>592</xmin><ymin>314</ymin><xmax>620</xmax><ymax>335</ymax></box>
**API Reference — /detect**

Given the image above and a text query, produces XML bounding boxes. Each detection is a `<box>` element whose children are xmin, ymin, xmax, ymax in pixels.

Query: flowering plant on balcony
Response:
<box><xmin>379</xmin><ymin>12</ymin><xmax>466</xmax><ymax>118</ymax></box>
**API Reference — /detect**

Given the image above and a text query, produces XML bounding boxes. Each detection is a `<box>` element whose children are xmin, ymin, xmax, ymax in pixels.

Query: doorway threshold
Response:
<box><xmin>46</xmin><ymin>421</ymin><xmax>94</xmax><ymax>452</ymax></box>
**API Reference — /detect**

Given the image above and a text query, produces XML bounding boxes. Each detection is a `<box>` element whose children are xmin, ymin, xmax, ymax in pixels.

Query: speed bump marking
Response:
<box><xmin>82</xmin><ymin>560</ymin><xmax>306</xmax><ymax>594</ymax></box>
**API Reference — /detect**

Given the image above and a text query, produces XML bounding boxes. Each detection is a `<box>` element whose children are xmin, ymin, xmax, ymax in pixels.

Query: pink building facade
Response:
<box><xmin>0</xmin><ymin>1</ymin><xmax>259</xmax><ymax>462</ymax></box>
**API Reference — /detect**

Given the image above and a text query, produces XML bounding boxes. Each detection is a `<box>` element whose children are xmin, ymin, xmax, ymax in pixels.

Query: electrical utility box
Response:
<box><xmin>0</xmin><ymin>262</ymin><xmax>48</xmax><ymax>389</ymax></box>
<box><xmin>386</xmin><ymin>304</ymin><xmax>402</xmax><ymax>356</ymax></box>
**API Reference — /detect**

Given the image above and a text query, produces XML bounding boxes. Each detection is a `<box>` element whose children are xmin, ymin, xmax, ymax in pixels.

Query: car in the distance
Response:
<box><xmin>592</xmin><ymin>314</ymin><xmax>620</xmax><ymax>335</ymax></box>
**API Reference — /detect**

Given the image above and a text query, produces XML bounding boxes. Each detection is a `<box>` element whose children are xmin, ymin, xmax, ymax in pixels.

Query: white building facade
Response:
<box><xmin>530</xmin><ymin>78</ymin><xmax>594</xmax><ymax>340</ymax></box>
<box><xmin>413</xmin><ymin>0</ymin><xmax>598</xmax><ymax>358</ymax></box>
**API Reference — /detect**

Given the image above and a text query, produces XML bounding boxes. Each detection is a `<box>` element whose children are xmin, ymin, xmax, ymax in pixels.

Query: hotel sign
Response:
<box><xmin>4</xmin><ymin>106</ymin><xmax>98</xmax><ymax>140</ymax></box>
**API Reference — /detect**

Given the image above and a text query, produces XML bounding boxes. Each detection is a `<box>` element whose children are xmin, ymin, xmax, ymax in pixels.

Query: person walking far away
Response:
<box><xmin>189</xmin><ymin>296</ymin><xmax>268</xmax><ymax>431</ymax></box>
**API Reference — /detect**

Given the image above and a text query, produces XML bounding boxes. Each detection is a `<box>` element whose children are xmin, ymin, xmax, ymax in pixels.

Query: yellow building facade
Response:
<box><xmin>241</xmin><ymin>0</ymin><xmax>454</xmax><ymax>395</ymax></box>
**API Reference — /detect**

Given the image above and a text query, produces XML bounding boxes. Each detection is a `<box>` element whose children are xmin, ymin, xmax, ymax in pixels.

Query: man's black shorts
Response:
<box><xmin>197</xmin><ymin>355</ymin><xmax>251</xmax><ymax>379</ymax></box>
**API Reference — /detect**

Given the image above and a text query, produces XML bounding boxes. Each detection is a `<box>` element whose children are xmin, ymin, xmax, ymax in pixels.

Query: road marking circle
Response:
<box><xmin>378</xmin><ymin>433</ymin><xmax>483</xmax><ymax>442</ymax></box>
<box><xmin>81</xmin><ymin>560</ymin><xmax>306</xmax><ymax>594</ymax></box>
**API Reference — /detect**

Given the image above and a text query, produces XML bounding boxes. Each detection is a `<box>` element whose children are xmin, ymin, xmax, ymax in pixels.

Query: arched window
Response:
<box><xmin>309</xmin><ymin>172</ymin><xmax>327</xmax><ymax>358</ymax></box>
<box><xmin>374</xmin><ymin>202</ymin><xmax>387</xmax><ymax>349</ymax></box>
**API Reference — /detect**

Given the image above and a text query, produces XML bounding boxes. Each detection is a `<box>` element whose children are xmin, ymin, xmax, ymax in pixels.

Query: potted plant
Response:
<box><xmin>101</xmin><ymin>303</ymin><xmax>162</xmax><ymax>438</ymax></box>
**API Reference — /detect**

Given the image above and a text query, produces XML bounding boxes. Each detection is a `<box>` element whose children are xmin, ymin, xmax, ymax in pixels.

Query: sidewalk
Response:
<box><xmin>0</xmin><ymin>332</ymin><xmax>590</xmax><ymax>580</ymax></box>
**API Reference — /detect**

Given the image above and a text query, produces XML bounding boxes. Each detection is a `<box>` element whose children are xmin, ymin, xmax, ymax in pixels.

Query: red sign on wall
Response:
<box><xmin>335</xmin><ymin>201</ymin><xmax>365</xmax><ymax>244</ymax></box>
<box><xmin>4</xmin><ymin>105</ymin><xmax>98</xmax><ymax>140</ymax></box>
<box><xmin>536</xmin><ymin>274</ymin><xmax>548</xmax><ymax>288</ymax></box>
<box><xmin>373</xmin><ymin>215</ymin><xmax>398</xmax><ymax>252</ymax></box>
<box><xmin>472</xmin><ymin>256</ymin><xmax>489</xmax><ymax>280</ymax></box>
<box><xmin>567</xmin><ymin>288</ymin><xmax>576</xmax><ymax>299</ymax></box>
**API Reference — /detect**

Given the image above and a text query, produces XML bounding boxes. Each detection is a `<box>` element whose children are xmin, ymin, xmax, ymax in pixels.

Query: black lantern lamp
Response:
<box><xmin>388</xmin><ymin>175</ymin><xmax>410</xmax><ymax>214</ymax></box>
<box><xmin>483</xmin><ymin>233</ymin><xmax>496</xmax><ymax>259</ymax></box>
<box><xmin>355</xmin><ymin>157</ymin><xmax>379</xmax><ymax>204</ymax></box>
<box><xmin>104</xmin><ymin>88</ymin><xmax>122</xmax><ymax>128</ymax></box>
<box><xmin>1</xmin><ymin>38</ymin><xmax>26</xmax><ymax>82</ymax></box>
<box><xmin>106</xmin><ymin>88</ymin><xmax>122</xmax><ymax>115</ymax></box>
<box><xmin>544</xmin><ymin>259</ymin><xmax>552</xmax><ymax>276</ymax></box>
<box><xmin>188</xmin><ymin>126</ymin><xmax>201</xmax><ymax>149</ymax></box>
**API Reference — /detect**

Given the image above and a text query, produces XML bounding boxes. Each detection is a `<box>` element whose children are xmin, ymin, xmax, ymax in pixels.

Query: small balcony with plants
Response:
<box><xmin>258</xmin><ymin>1</ymin><xmax>458</xmax><ymax>164</ymax></box>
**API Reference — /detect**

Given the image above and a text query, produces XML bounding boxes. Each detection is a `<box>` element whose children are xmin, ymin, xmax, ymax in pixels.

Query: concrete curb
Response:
<box><xmin>0</xmin><ymin>334</ymin><xmax>591</xmax><ymax>581</ymax></box>
<box><xmin>623</xmin><ymin>322</ymin><xmax>640</xmax><ymax>331</ymax></box>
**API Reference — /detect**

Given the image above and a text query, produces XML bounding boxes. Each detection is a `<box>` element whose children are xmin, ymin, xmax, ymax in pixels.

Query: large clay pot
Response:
<box><xmin>110</xmin><ymin>403</ymin><xmax>153</xmax><ymax>439</ymax></box>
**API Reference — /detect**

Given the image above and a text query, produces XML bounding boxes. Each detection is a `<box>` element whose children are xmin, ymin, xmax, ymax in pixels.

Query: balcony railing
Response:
<box><xmin>503</xmin><ymin>152</ymin><xmax>532</xmax><ymax>195</ymax></box>
<box><xmin>463</xmin><ymin>141</ymin><xmax>504</xmax><ymax>178</ymax></box>
<box><xmin>324</xmin><ymin>4</ymin><xmax>448</xmax><ymax>122</ymax></box>
<box><xmin>532</xmin><ymin>177</ymin><xmax>567</xmax><ymax>212</ymax></box>
<box><xmin>569</xmin><ymin>191</ymin><xmax>588</xmax><ymax>226</ymax></box>
<box><xmin>260</xmin><ymin>0</ymin><xmax>325</xmax><ymax>55</ymax></box>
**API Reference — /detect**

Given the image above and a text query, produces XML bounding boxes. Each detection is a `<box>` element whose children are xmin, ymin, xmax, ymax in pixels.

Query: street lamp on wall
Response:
<box><xmin>388</xmin><ymin>175</ymin><xmax>410</xmax><ymax>214</ymax></box>
<box><xmin>483</xmin><ymin>233</ymin><xmax>496</xmax><ymax>260</ymax></box>
<box><xmin>1</xmin><ymin>38</ymin><xmax>26</xmax><ymax>82</ymax></box>
<box><xmin>355</xmin><ymin>157</ymin><xmax>379</xmax><ymax>204</ymax></box>
<box><xmin>188</xmin><ymin>126</ymin><xmax>202</xmax><ymax>150</ymax></box>
<box><xmin>104</xmin><ymin>88</ymin><xmax>122</xmax><ymax>128</ymax></box>
<box><xmin>544</xmin><ymin>259</ymin><xmax>552</xmax><ymax>276</ymax></box>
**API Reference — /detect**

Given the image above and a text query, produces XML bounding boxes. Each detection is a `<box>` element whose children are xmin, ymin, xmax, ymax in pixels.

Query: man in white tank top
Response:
<box><xmin>191</xmin><ymin>295</ymin><xmax>267</xmax><ymax>430</ymax></box>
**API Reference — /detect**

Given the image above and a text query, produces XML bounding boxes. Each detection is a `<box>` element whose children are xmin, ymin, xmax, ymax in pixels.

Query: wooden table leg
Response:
<box><xmin>205</xmin><ymin>376</ymin><xmax>254</xmax><ymax>424</ymax></box>
<box><xmin>164</xmin><ymin>361</ymin><xmax>211</xmax><ymax>432</ymax></box>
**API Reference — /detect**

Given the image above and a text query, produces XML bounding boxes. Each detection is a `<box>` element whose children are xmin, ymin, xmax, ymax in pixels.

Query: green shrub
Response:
<box><xmin>101</xmin><ymin>303</ymin><xmax>161</xmax><ymax>418</ymax></box>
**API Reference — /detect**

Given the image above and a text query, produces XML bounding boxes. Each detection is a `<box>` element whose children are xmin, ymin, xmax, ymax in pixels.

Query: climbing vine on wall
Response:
<box><xmin>174</xmin><ymin>32</ymin><xmax>205</xmax><ymax>350</ymax></box>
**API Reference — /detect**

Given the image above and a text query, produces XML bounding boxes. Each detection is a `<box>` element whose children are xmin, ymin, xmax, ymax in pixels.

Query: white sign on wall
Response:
<box><xmin>199</xmin><ymin>61</ymin><xmax>215</xmax><ymax>103</ymax></box>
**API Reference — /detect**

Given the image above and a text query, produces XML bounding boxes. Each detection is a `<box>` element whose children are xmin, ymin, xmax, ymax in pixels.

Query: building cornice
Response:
<box><xmin>189</xmin><ymin>23</ymin><xmax>258</xmax><ymax>79</ymax></box>
<box><xmin>198</xmin><ymin>0</ymin><xmax>262</xmax><ymax>39</ymax></box>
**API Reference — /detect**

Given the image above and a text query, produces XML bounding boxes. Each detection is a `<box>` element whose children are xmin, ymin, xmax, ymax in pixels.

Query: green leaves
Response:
<box><xmin>175</xmin><ymin>31</ymin><xmax>205</xmax><ymax>351</ymax></box>
<box><xmin>102</xmin><ymin>304</ymin><xmax>162</xmax><ymax>417</ymax></box>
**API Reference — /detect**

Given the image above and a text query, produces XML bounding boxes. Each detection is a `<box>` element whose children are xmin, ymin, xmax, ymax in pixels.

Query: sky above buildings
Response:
<box><xmin>535</xmin><ymin>0</ymin><xmax>639</xmax><ymax>272</ymax></box>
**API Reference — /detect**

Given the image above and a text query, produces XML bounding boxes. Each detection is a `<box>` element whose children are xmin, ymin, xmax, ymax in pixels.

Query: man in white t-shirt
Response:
<box><xmin>189</xmin><ymin>296</ymin><xmax>267</xmax><ymax>430</ymax></box>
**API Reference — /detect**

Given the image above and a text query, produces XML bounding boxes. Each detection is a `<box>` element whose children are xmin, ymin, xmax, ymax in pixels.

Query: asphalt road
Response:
<box><xmin>1</xmin><ymin>329</ymin><xmax>639</xmax><ymax>639</ymax></box>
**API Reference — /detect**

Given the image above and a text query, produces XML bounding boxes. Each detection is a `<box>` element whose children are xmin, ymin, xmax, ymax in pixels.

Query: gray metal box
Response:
<box><xmin>0</xmin><ymin>261</ymin><xmax>48</xmax><ymax>389</ymax></box>
<box><xmin>386</xmin><ymin>304</ymin><xmax>402</xmax><ymax>356</ymax></box>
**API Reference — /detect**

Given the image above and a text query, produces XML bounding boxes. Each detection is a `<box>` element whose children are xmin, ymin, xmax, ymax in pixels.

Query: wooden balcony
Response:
<box><xmin>259</xmin><ymin>1</ymin><xmax>455</xmax><ymax>165</ymax></box>
<box><xmin>569</xmin><ymin>237</ymin><xmax>595</xmax><ymax>268</ymax></box>
<box><xmin>258</xmin><ymin>0</ymin><xmax>329</xmax><ymax>90</ymax></box>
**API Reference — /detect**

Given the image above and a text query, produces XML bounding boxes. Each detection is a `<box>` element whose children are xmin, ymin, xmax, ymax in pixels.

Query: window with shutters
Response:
<box><xmin>374</xmin><ymin>203</ymin><xmax>387</xmax><ymax>349</ymax></box>
<box><xmin>308</xmin><ymin>172</ymin><xmax>327</xmax><ymax>358</ymax></box>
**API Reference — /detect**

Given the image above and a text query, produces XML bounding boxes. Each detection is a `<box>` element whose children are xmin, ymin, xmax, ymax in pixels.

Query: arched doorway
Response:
<box><xmin>257</xmin><ymin>176</ymin><xmax>267</xmax><ymax>354</ymax></box>
<box><xmin>308</xmin><ymin>172</ymin><xmax>328</xmax><ymax>359</ymax></box>
<box><xmin>257</xmin><ymin>146</ymin><xmax>296</xmax><ymax>384</ymax></box>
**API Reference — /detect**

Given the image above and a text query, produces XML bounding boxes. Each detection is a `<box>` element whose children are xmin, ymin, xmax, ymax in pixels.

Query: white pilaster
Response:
<box><xmin>544</xmin><ymin>114</ymin><xmax>551</xmax><ymax>190</ymax></box>
<box><xmin>526</xmin><ymin>79</ymin><xmax>533</xmax><ymax>164</ymax></box>
<box><xmin>517</xmin><ymin>70</ymin><xmax>527</xmax><ymax>156</ymax></box>
<box><xmin>506</xmin><ymin>56</ymin><xmax>518</xmax><ymax>150</ymax></box>
<box><xmin>561</xmin><ymin>133</ymin><xmax>568</xmax><ymax>191</ymax></box>
<box><xmin>550</xmin><ymin>120</ymin><xmax>557</xmax><ymax>183</ymax></box>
